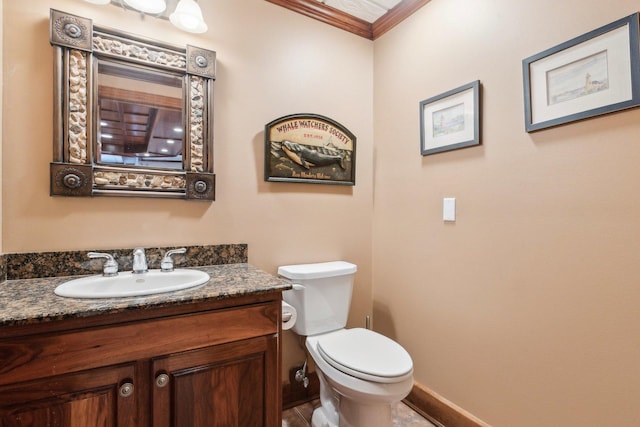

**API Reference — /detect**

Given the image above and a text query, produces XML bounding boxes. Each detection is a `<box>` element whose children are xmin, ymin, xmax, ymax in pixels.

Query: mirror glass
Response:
<box><xmin>96</xmin><ymin>60</ymin><xmax>184</xmax><ymax>170</ymax></box>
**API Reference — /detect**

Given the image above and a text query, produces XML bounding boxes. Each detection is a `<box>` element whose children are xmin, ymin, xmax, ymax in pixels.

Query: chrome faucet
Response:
<box><xmin>88</xmin><ymin>252</ymin><xmax>118</xmax><ymax>277</ymax></box>
<box><xmin>161</xmin><ymin>248</ymin><xmax>187</xmax><ymax>272</ymax></box>
<box><xmin>132</xmin><ymin>247</ymin><xmax>148</xmax><ymax>274</ymax></box>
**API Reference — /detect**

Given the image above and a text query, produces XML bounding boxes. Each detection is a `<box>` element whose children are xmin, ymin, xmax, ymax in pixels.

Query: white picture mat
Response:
<box><xmin>422</xmin><ymin>87</ymin><xmax>475</xmax><ymax>151</ymax></box>
<box><xmin>530</xmin><ymin>24</ymin><xmax>632</xmax><ymax>124</ymax></box>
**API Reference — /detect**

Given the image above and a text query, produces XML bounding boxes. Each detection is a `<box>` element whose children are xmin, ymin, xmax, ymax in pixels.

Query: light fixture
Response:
<box><xmin>170</xmin><ymin>0</ymin><xmax>207</xmax><ymax>34</ymax></box>
<box><xmin>82</xmin><ymin>0</ymin><xmax>208</xmax><ymax>34</ymax></box>
<box><xmin>123</xmin><ymin>0</ymin><xmax>166</xmax><ymax>14</ymax></box>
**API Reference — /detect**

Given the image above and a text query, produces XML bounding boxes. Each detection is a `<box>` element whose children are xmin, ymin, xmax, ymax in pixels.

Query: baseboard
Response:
<box><xmin>282</xmin><ymin>367</ymin><xmax>320</xmax><ymax>409</ymax></box>
<box><xmin>404</xmin><ymin>382</ymin><xmax>490</xmax><ymax>427</ymax></box>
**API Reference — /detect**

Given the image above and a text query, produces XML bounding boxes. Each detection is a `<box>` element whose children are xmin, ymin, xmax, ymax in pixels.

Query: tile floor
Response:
<box><xmin>282</xmin><ymin>399</ymin><xmax>436</xmax><ymax>427</ymax></box>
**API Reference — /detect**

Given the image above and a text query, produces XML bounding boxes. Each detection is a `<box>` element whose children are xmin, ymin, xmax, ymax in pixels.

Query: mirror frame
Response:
<box><xmin>49</xmin><ymin>9</ymin><xmax>216</xmax><ymax>200</ymax></box>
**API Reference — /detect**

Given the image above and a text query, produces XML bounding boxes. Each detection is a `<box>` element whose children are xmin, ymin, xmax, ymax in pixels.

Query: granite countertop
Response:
<box><xmin>0</xmin><ymin>263</ymin><xmax>291</xmax><ymax>328</ymax></box>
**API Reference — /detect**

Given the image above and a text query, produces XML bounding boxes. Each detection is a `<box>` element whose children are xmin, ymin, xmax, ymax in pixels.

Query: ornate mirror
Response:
<box><xmin>49</xmin><ymin>9</ymin><xmax>216</xmax><ymax>200</ymax></box>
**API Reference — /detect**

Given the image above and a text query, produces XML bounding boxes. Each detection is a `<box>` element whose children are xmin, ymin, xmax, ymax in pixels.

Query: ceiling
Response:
<box><xmin>265</xmin><ymin>0</ymin><xmax>430</xmax><ymax>40</ymax></box>
<box><xmin>318</xmin><ymin>0</ymin><xmax>403</xmax><ymax>23</ymax></box>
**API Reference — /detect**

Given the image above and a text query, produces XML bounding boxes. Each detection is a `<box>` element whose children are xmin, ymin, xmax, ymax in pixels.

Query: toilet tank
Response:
<box><xmin>279</xmin><ymin>261</ymin><xmax>357</xmax><ymax>336</ymax></box>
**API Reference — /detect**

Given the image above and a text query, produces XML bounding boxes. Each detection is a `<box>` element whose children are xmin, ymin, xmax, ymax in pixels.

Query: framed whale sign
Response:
<box><xmin>265</xmin><ymin>114</ymin><xmax>356</xmax><ymax>185</ymax></box>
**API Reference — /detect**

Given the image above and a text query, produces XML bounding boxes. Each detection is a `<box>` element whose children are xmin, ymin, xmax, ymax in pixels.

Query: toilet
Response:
<box><xmin>279</xmin><ymin>261</ymin><xmax>413</xmax><ymax>427</ymax></box>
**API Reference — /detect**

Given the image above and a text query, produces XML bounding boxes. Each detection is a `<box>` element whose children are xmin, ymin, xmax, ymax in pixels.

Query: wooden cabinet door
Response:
<box><xmin>152</xmin><ymin>335</ymin><xmax>278</xmax><ymax>427</ymax></box>
<box><xmin>0</xmin><ymin>363</ymin><xmax>138</xmax><ymax>427</ymax></box>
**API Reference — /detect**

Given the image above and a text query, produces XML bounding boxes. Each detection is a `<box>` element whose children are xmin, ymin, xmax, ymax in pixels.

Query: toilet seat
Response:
<box><xmin>316</xmin><ymin>328</ymin><xmax>413</xmax><ymax>384</ymax></box>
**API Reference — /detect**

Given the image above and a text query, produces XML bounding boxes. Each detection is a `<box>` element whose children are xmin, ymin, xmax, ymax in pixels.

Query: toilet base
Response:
<box><xmin>312</xmin><ymin>369</ymin><xmax>395</xmax><ymax>427</ymax></box>
<box><xmin>311</xmin><ymin>407</ymin><xmax>332</xmax><ymax>427</ymax></box>
<box><xmin>311</xmin><ymin>401</ymin><xmax>393</xmax><ymax>427</ymax></box>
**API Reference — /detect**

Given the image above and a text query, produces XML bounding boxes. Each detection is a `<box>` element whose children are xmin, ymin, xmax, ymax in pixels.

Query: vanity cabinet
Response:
<box><xmin>0</xmin><ymin>293</ymin><xmax>282</xmax><ymax>427</ymax></box>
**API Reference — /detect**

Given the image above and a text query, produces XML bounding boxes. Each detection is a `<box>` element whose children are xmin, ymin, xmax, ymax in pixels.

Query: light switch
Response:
<box><xmin>443</xmin><ymin>198</ymin><xmax>456</xmax><ymax>222</ymax></box>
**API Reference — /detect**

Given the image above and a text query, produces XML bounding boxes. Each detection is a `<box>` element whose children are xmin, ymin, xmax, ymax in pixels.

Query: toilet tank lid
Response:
<box><xmin>278</xmin><ymin>261</ymin><xmax>357</xmax><ymax>280</ymax></box>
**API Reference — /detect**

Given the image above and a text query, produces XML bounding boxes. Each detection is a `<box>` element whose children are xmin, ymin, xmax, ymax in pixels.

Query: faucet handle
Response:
<box><xmin>88</xmin><ymin>252</ymin><xmax>118</xmax><ymax>277</ymax></box>
<box><xmin>132</xmin><ymin>247</ymin><xmax>148</xmax><ymax>274</ymax></box>
<box><xmin>161</xmin><ymin>248</ymin><xmax>187</xmax><ymax>272</ymax></box>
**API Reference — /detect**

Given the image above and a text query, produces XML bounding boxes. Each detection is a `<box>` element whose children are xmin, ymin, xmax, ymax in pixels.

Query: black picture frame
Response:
<box><xmin>419</xmin><ymin>80</ymin><xmax>481</xmax><ymax>156</ymax></box>
<box><xmin>523</xmin><ymin>13</ymin><xmax>640</xmax><ymax>132</ymax></box>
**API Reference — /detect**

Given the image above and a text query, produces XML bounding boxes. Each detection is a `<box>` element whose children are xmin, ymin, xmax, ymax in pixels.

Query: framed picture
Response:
<box><xmin>420</xmin><ymin>80</ymin><xmax>481</xmax><ymax>156</ymax></box>
<box><xmin>523</xmin><ymin>13</ymin><xmax>640</xmax><ymax>132</ymax></box>
<box><xmin>265</xmin><ymin>114</ymin><xmax>356</xmax><ymax>185</ymax></box>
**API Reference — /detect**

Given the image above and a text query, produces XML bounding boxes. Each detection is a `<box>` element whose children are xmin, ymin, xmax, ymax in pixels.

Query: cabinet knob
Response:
<box><xmin>119</xmin><ymin>382</ymin><xmax>134</xmax><ymax>398</ymax></box>
<box><xmin>155</xmin><ymin>373</ymin><xmax>170</xmax><ymax>388</ymax></box>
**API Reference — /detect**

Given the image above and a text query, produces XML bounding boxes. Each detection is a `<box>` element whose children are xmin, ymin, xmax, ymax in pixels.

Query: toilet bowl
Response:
<box><xmin>279</xmin><ymin>261</ymin><xmax>414</xmax><ymax>427</ymax></box>
<box><xmin>307</xmin><ymin>328</ymin><xmax>414</xmax><ymax>427</ymax></box>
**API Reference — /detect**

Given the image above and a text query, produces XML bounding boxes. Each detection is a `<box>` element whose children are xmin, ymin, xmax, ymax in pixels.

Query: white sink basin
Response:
<box><xmin>54</xmin><ymin>269</ymin><xmax>210</xmax><ymax>298</ymax></box>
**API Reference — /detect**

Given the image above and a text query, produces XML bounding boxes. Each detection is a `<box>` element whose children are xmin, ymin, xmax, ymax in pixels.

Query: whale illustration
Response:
<box><xmin>280</xmin><ymin>141</ymin><xmax>345</xmax><ymax>170</ymax></box>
